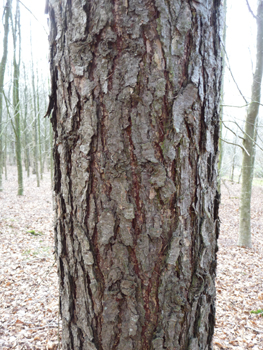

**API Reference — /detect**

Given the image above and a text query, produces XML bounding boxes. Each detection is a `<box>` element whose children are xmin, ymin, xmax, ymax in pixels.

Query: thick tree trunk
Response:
<box><xmin>48</xmin><ymin>1</ymin><xmax>222</xmax><ymax>349</ymax></box>
<box><xmin>238</xmin><ymin>0</ymin><xmax>263</xmax><ymax>248</ymax></box>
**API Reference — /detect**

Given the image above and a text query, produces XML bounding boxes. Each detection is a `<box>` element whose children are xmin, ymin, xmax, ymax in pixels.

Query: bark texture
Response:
<box><xmin>48</xmin><ymin>0</ymin><xmax>222</xmax><ymax>349</ymax></box>
<box><xmin>238</xmin><ymin>0</ymin><xmax>263</xmax><ymax>248</ymax></box>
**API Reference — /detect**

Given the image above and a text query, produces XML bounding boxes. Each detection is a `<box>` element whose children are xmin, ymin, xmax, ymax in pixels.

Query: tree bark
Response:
<box><xmin>238</xmin><ymin>0</ymin><xmax>263</xmax><ymax>248</ymax></box>
<box><xmin>48</xmin><ymin>1</ymin><xmax>222</xmax><ymax>349</ymax></box>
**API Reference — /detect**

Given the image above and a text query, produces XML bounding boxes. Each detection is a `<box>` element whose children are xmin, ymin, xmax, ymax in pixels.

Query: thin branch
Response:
<box><xmin>3</xmin><ymin>90</ymin><xmax>17</xmax><ymax>138</ymax></box>
<box><xmin>220</xmin><ymin>38</ymin><xmax>248</xmax><ymax>104</ymax></box>
<box><xmin>220</xmin><ymin>138</ymin><xmax>250</xmax><ymax>156</ymax></box>
<box><xmin>223</xmin><ymin>119</ymin><xmax>263</xmax><ymax>152</ymax></box>
<box><xmin>221</xmin><ymin>104</ymin><xmax>249</xmax><ymax>108</ymax></box>
<box><xmin>245</xmin><ymin>0</ymin><xmax>257</xmax><ymax>20</ymax></box>
<box><xmin>244</xmin><ymin>325</ymin><xmax>263</xmax><ymax>334</ymax></box>
<box><xmin>222</xmin><ymin>121</ymin><xmax>245</xmax><ymax>141</ymax></box>
<box><xmin>221</xmin><ymin>101</ymin><xmax>263</xmax><ymax>108</ymax></box>
<box><xmin>18</xmin><ymin>0</ymin><xmax>48</xmax><ymax>35</ymax></box>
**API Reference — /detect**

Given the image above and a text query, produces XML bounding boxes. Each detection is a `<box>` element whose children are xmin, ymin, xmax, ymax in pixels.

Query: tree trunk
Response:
<box><xmin>30</xmin><ymin>28</ymin><xmax>40</xmax><ymax>186</ymax></box>
<box><xmin>0</xmin><ymin>0</ymin><xmax>11</xmax><ymax>191</ymax></box>
<box><xmin>230</xmin><ymin>135</ymin><xmax>238</xmax><ymax>183</ymax></box>
<box><xmin>12</xmin><ymin>0</ymin><xmax>23</xmax><ymax>196</ymax></box>
<box><xmin>49</xmin><ymin>118</ymin><xmax>53</xmax><ymax>183</ymax></box>
<box><xmin>238</xmin><ymin>0</ymin><xmax>263</xmax><ymax>248</ymax></box>
<box><xmin>218</xmin><ymin>0</ymin><xmax>227</xmax><ymax>194</ymax></box>
<box><xmin>23</xmin><ymin>64</ymin><xmax>30</xmax><ymax>177</ymax></box>
<box><xmin>48</xmin><ymin>1</ymin><xmax>222</xmax><ymax>349</ymax></box>
<box><xmin>36</xmin><ymin>68</ymin><xmax>43</xmax><ymax>179</ymax></box>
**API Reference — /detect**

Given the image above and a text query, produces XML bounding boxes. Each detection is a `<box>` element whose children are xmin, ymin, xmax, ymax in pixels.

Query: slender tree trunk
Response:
<box><xmin>44</xmin><ymin>114</ymin><xmax>51</xmax><ymax>172</ymax></box>
<box><xmin>4</xmin><ymin>130</ymin><xmax>7</xmax><ymax>180</ymax></box>
<box><xmin>238</xmin><ymin>0</ymin><xmax>263</xmax><ymax>248</ymax></box>
<box><xmin>23</xmin><ymin>67</ymin><xmax>30</xmax><ymax>177</ymax></box>
<box><xmin>48</xmin><ymin>1</ymin><xmax>222</xmax><ymax>349</ymax></box>
<box><xmin>36</xmin><ymin>68</ymin><xmax>43</xmax><ymax>179</ymax></box>
<box><xmin>251</xmin><ymin>118</ymin><xmax>258</xmax><ymax>178</ymax></box>
<box><xmin>49</xmin><ymin>120</ymin><xmax>53</xmax><ymax>183</ymax></box>
<box><xmin>0</xmin><ymin>0</ymin><xmax>11</xmax><ymax>191</ymax></box>
<box><xmin>12</xmin><ymin>0</ymin><xmax>23</xmax><ymax>195</ymax></box>
<box><xmin>30</xmin><ymin>31</ymin><xmax>40</xmax><ymax>187</ymax></box>
<box><xmin>230</xmin><ymin>144</ymin><xmax>237</xmax><ymax>182</ymax></box>
<box><xmin>13</xmin><ymin>62</ymin><xmax>23</xmax><ymax>195</ymax></box>
<box><xmin>218</xmin><ymin>0</ymin><xmax>227</xmax><ymax>193</ymax></box>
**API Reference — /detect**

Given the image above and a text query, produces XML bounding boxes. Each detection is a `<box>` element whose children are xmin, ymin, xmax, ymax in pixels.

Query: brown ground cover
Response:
<box><xmin>0</xmin><ymin>168</ymin><xmax>59</xmax><ymax>349</ymax></box>
<box><xmin>0</xmin><ymin>168</ymin><xmax>263</xmax><ymax>349</ymax></box>
<box><xmin>214</xmin><ymin>180</ymin><xmax>263</xmax><ymax>349</ymax></box>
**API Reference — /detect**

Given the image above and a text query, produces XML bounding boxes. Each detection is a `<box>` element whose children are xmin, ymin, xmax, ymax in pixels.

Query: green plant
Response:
<box><xmin>26</xmin><ymin>229</ymin><xmax>43</xmax><ymax>236</ymax></box>
<box><xmin>250</xmin><ymin>309</ymin><xmax>263</xmax><ymax>316</ymax></box>
<box><xmin>22</xmin><ymin>249</ymin><xmax>32</xmax><ymax>256</ymax></box>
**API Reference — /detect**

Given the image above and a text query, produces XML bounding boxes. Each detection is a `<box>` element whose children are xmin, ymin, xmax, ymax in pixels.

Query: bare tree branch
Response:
<box><xmin>245</xmin><ymin>0</ymin><xmax>257</xmax><ymax>20</ymax></box>
<box><xmin>220</xmin><ymin>38</ymin><xmax>248</xmax><ymax>104</ymax></box>
<box><xmin>2</xmin><ymin>90</ymin><xmax>17</xmax><ymax>139</ymax></box>
<box><xmin>223</xmin><ymin>119</ymin><xmax>263</xmax><ymax>152</ymax></box>
<box><xmin>18</xmin><ymin>0</ymin><xmax>48</xmax><ymax>35</ymax></box>
<box><xmin>222</xmin><ymin>121</ymin><xmax>245</xmax><ymax>141</ymax></box>
<box><xmin>221</xmin><ymin>101</ymin><xmax>263</xmax><ymax>108</ymax></box>
<box><xmin>220</xmin><ymin>138</ymin><xmax>250</xmax><ymax>156</ymax></box>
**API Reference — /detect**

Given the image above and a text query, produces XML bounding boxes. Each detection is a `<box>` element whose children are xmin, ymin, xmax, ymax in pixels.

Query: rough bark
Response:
<box><xmin>238</xmin><ymin>0</ymin><xmax>263</xmax><ymax>248</ymax></box>
<box><xmin>48</xmin><ymin>0</ymin><xmax>222</xmax><ymax>349</ymax></box>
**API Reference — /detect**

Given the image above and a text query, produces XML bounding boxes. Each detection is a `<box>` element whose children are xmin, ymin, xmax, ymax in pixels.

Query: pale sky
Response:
<box><xmin>19</xmin><ymin>0</ymin><xmax>49</xmax><ymax>65</ymax></box>
<box><xmin>224</xmin><ymin>0</ymin><xmax>259</xmax><ymax>121</ymax></box>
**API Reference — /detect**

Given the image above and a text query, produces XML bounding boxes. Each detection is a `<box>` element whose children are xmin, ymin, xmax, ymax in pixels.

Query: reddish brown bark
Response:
<box><xmin>47</xmin><ymin>0</ymin><xmax>222</xmax><ymax>349</ymax></box>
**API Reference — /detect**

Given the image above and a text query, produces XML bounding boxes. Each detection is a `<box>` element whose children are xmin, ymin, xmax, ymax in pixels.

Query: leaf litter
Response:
<box><xmin>0</xmin><ymin>167</ymin><xmax>60</xmax><ymax>349</ymax></box>
<box><xmin>214</xmin><ymin>180</ymin><xmax>263</xmax><ymax>350</ymax></box>
<box><xmin>1</xmin><ymin>169</ymin><xmax>263</xmax><ymax>349</ymax></box>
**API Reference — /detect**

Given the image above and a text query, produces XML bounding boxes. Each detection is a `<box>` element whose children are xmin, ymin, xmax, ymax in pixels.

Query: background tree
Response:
<box><xmin>218</xmin><ymin>0</ymin><xmax>227</xmax><ymax>193</ymax></box>
<box><xmin>12</xmin><ymin>0</ymin><xmax>23</xmax><ymax>195</ymax></box>
<box><xmin>0</xmin><ymin>0</ymin><xmax>11</xmax><ymax>191</ymax></box>
<box><xmin>238</xmin><ymin>0</ymin><xmax>263</xmax><ymax>247</ymax></box>
<box><xmin>0</xmin><ymin>0</ymin><xmax>50</xmax><ymax>193</ymax></box>
<box><xmin>30</xmin><ymin>28</ymin><xmax>40</xmax><ymax>187</ymax></box>
<box><xmin>47</xmin><ymin>0</ymin><xmax>222</xmax><ymax>349</ymax></box>
<box><xmin>22</xmin><ymin>63</ymin><xmax>30</xmax><ymax>177</ymax></box>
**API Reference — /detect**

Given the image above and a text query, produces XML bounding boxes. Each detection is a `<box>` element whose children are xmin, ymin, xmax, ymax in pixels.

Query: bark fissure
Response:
<box><xmin>48</xmin><ymin>0</ymin><xmax>222</xmax><ymax>348</ymax></box>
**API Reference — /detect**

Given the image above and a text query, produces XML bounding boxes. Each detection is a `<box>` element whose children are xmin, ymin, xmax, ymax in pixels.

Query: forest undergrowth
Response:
<box><xmin>0</xmin><ymin>167</ymin><xmax>263</xmax><ymax>349</ymax></box>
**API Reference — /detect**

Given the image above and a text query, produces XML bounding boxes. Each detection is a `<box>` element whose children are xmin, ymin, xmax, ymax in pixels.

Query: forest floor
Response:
<box><xmin>0</xmin><ymin>167</ymin><xmax>263</xmax><ymax>349</ymax></box>
<box><xmin>213</xmin><ymin>180</ymin><xmax>263</xmax><ymax>350</ymax></box>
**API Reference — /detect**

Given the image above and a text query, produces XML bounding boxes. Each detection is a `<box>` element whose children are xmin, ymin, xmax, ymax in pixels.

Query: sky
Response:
<box><xmin>224</xmin><ymin>0</ymin><xmax>259</xmax><ymax>123</ymax></box>
<box><xmin>0</xmin><ymin>0</ymin><xmax>49</xmax><ymax>89</ymax></box>
<box><xmin>19</xmin><ymin>0</ymin><xmax>49</xmax><ymax>66</ymax></box>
